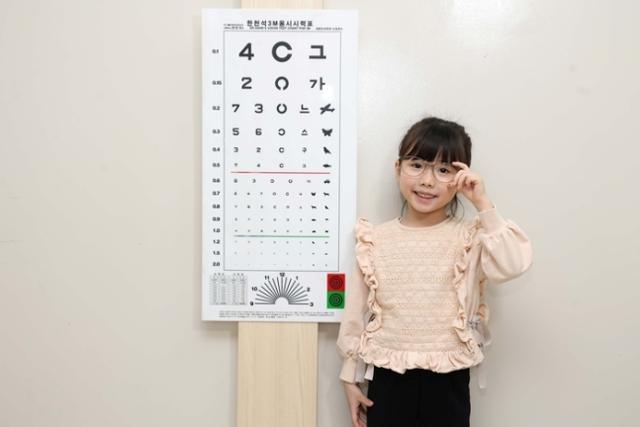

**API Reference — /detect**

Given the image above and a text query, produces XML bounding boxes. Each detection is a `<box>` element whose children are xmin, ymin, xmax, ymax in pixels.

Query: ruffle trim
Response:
<box><xmin>452</xmin><ymin>217</ymin><xmax>483</xmax><ymax>354</ymax></box>
<box><xmin>353</xmin><ymin>218</ymin><xmax>382</xmax><ymax>349</ymax></box>
<box><xmin>359</xmin><ymin>342</ymin><xmax>484</xmax><ymax>374</ymax></box>
<box><xmin>353</xmin><ymin>216</ymin><xmax>488</xmax><ymax>374</ymax></box>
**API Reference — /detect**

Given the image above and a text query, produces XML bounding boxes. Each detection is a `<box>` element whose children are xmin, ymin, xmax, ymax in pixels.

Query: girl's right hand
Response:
<box><xmin>342</xmin><ymin>381</ymin><xmax>374</xmax><ymax>427</ymax></box>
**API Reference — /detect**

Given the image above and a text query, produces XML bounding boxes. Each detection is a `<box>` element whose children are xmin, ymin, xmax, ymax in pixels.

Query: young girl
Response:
<box><xmin>337</xmin><ymin>117</ymin><xmax>533</xmax><ymax>427</ymax></box>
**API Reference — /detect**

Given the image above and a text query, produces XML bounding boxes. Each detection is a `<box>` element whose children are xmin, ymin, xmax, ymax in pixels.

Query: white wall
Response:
<box><xmin>1</xmin><ymin>0</ymin><xmax>639</xmax><ymax>426</ymax></box>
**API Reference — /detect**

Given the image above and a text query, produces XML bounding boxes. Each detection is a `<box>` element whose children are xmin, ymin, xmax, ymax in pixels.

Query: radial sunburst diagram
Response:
<box><xmin>254</xmin><ymin>275</ymin><xmax>310</xmax><ymax>305</ymax></box>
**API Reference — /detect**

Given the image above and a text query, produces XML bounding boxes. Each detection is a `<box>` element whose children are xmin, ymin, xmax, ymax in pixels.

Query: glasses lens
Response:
<box><xmin>434</xmin><ymin>163</ymin><xmax>457</xmax><ymax>183</ymax></box>
<box><xmin>401</xmin><ymin>158</ymin><xmax>425</xmax><ymax>177</ymax></box>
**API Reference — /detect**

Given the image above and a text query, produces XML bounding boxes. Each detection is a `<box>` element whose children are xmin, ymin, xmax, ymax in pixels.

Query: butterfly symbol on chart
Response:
<box><xmin>322</xmin><ymin>129</ymin><xmax>333</xmax><ymax>137</ymax></box>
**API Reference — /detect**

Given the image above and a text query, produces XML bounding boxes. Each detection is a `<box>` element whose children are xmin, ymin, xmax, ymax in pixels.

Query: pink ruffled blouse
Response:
<box><xmin>336</xmin><ymin>206</ymin><xmax>533</xmax><ymax>386</ymax></box>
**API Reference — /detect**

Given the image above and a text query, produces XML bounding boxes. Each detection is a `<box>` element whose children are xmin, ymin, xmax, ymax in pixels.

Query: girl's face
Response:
<box><xmin>394</xmin><ymin>155</ymin><xmax>458</xmax><ymax>220</ymax></box>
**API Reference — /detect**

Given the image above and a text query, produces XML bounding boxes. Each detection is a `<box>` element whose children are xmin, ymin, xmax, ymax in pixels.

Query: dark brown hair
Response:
<box><xmin>398</xmin><ymin>117</ymin><xmax>473</xmax><ymax>219</ymax></box>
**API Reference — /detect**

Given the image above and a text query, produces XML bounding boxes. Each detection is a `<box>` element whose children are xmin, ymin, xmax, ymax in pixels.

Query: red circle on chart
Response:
<box><xmin>327</xmin><ymin>273</ymin><xmax>345</xmax><ymax>292</ymax></box>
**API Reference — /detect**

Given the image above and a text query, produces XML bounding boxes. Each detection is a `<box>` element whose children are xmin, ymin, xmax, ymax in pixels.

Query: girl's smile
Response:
<box><xmin>413</xmin><ymin>190</ymin><xmax>437</xmax><ymax>201</ymax></box>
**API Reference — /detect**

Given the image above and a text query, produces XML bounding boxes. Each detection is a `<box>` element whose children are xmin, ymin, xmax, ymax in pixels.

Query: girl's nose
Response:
<box><xmin>421</xmin><ymin>166</ymin><xmax>436</xmax><ymax>185</ymax></box>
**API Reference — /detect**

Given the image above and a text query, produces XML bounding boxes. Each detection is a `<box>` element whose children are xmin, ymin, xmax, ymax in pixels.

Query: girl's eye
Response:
<box><xmin>410</xmin><ymin>162</ymin><xmax>424</xmax><ymax>169</ymax></box>
<box><xmin>438</xmin><ymin>168</ymin><xmax>450</xmax><ymax>174</ymax></box>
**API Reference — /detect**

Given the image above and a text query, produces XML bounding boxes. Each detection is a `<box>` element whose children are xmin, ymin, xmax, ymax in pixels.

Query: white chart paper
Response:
<box><xmin>202</xmin><ymin>9</ymin><xmax>358</xmax><ymax>322</ymax></box>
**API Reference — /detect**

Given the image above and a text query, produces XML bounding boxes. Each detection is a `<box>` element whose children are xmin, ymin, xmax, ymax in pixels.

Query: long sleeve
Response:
<box><xmin>336</xmin><ymin>261</ymin><xmax>369</xmax><ymax>383</ymax></box>
<box><xmin>476</xmin><ymin>206</ymin><xmax>533</xmax><ymax>285</ymax></box>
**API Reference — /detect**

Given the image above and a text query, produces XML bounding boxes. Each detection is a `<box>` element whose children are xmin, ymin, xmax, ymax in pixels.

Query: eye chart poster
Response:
<box><xmin>202</xmin><ymin>9</ymin><xmax>358</xmax><ymax>322</ymax></box>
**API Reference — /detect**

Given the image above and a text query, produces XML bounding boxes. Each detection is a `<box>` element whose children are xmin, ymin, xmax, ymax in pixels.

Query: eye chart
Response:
<box><xmin>202</xmin><ymin>9</ymin><xmax>358</xmax><ymax>322</ymax></box>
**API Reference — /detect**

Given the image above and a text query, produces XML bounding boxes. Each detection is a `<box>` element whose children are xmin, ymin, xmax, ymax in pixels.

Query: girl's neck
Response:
<box><xmin>399</xmin><ymin>208</ymin><xmax>450</xmax><ymax>228</ymax></box>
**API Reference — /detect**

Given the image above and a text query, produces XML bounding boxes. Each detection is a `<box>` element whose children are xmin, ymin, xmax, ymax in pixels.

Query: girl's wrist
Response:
<box><xmin>473</xmin><ymin>197</ymin><xmax>494</xmax><ymax>212</ymax></box>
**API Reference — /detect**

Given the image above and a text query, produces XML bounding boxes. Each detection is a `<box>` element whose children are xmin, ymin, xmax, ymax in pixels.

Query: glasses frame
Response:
<box><xmin>398</xmin><ymin>156</ymin><xmax>460</xmax><ymax>183</ymax></box>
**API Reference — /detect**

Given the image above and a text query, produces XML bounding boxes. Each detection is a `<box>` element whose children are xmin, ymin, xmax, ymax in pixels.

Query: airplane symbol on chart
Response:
<box><xmin>323</xmin><ymin>192</ymin><xmax>330</xmax><ymax>196</ymax></box>
<box><xmin>320</xmin><ymin>104</ymin><xmax>335</xmax><ymax>114</ymax></box>
<box><xmin>322</xmin><ymin>128</ymin><xmax>333</xmax><ymax>136</ymax></box>
<box><xmin>322</xmin><ymin>164</ymin><xmax>331</xmax><ymax>168</ymax></box>
<box><xmin>323</xmin><ymin>147</ymin><xmax>331</xmax><ymax>154</ymax></box>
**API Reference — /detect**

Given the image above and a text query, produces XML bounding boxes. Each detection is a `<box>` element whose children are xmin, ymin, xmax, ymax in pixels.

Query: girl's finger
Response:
<box><xmin>360</xmin><ymin>397</ymin><xmax>374</xmax><ymax>407</ymax></box>
<box><xmin>468</xmin><ymin>174</ymin><xmax>481</xmax><ymax>189</ymax></box>
<box><xmin>351</xmin><ymin>406</ymin><xmax>360</xmax><ymax>427</ymax></box>
<box><xmin>456</xmin><ymin>172</ymin><xmax>469</xmax><ymax>190</ymax></box>
<box><xmin>358</xmin><ymin>407</ymin><xmax>368</xmax><ymax>427</ymax></box>
<box><xmin>452</xmin><ymin>161</ymin><xmax>469</xmax><ymax>170</ymax></box>
<box><xmin>452</xmin><ymin>170</ymin><xmax>466</xmax><ymax>187</ymax></box>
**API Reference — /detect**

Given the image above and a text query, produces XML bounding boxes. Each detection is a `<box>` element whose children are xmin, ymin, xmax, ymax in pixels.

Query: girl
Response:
<box><xmin>337</xmin><ymin>117</ymin><xmax>533</xmax><ymax>427</ymax></box>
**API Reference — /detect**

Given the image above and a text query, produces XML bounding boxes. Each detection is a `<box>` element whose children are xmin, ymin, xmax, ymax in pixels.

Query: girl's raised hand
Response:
<box><xmin>342</xmin><ymin>381</ymin><xmax>373</xmax><ymax>427</ymax></box>
<box><xmin>448</xmin><ymin>162</ymin><xmax>494</xmax><ymax>211</ymax></box>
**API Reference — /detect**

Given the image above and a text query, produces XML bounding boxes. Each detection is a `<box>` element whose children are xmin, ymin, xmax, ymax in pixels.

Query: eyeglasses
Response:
<box><xmin>399</xmin><ymin>157</ymin><xmax>459</xmax><ymax>183</ymax></box>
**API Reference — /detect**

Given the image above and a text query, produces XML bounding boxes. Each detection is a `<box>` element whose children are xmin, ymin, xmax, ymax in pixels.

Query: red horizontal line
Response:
<box><xmin>231</xmin><ymin>171</ymin><xmax>331</xmax><ymax>175</ymax></box>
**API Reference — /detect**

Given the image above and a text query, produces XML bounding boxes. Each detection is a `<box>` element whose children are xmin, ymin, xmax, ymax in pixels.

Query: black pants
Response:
<box><xmin>366</xmin><ymin>366</ymin><xmax>470</xmax><ymax>427</ymax></box>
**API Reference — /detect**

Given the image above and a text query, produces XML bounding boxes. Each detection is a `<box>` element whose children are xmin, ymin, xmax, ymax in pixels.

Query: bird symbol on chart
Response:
<box><xmin>323</xmin><ymin>146</ymin><xmax>331</xmax><ymax>154</ymax></box>
<box><xmin>320</xmin><ymin>104</ymin><xmax>335</xmax><ymax>114</ymax></box>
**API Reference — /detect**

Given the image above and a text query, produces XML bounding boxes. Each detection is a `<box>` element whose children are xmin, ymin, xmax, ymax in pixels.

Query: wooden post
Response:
<box><xmin>237</xmin><ymin>1</ymin><xmax>324</xmax><ymax>427</ymax></box>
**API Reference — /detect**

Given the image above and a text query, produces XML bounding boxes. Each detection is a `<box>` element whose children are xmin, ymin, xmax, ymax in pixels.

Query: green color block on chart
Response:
<box><xmin>327</xmin><ymin>291</ymin><xmax>344</xmax><ymax>309</ymax></box>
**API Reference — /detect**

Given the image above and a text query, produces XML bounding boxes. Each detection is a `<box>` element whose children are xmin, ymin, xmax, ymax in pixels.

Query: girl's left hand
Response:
<box><xmin>448</xmin><ymin>162</ymin><xmax>493</xmax><ymax>211</ymax></box>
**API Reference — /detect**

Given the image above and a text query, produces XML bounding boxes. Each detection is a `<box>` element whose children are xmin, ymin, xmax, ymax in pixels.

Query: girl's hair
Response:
<box><xmin>398</xmin><ymin>116</ymin><xmax>472</xmax><ymax>219</ymax></box>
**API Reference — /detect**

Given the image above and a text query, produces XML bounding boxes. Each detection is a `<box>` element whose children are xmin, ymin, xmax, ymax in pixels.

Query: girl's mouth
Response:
<box><xmin>414</xmin><ymin>191</ymin><xmax>437</xmax><ymax>200</ymax></box>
